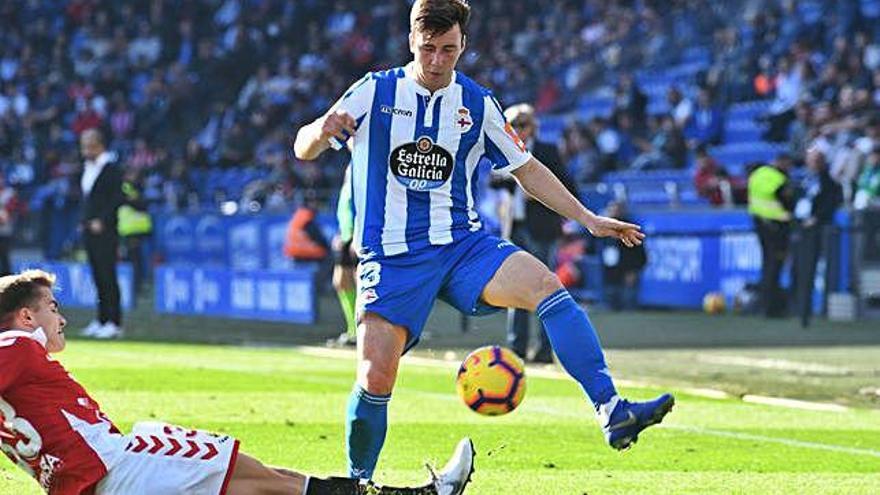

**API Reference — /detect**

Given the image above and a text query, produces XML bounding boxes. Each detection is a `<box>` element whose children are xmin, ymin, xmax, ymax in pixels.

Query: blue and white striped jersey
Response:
<box><xmin>332</xmin><ymin>63</ymin><xmax>531</xmax><ymax>257</ymax></box>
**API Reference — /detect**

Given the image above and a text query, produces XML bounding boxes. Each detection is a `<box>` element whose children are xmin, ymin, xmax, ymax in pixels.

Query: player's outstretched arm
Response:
<box><xmin>293</xmin><ymin>109</ymin><xmax>357</xmax><ymax>161</ymax></box>
<box><xmin>511</xmin><ymin>158</ymin><xmax>646</xmax><ymax>247</ymax></box>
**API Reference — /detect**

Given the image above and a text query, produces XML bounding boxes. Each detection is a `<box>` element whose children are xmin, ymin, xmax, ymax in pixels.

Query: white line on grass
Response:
<box><xmin>742</xmin><ymin>395</ymin><xmax>849</xmax><ymax>413</ymax></box>
<box><xmin>301</xmin><ymin>347</ymin><xmax>860</xmax><ymax>409</ymax></box>
<box><xmin>663</xmin><ymin>424</ymin><xmax>880</xmax><ymax>458</ymax></box>
<box><xmin>697</xmin><ymin>355</ymin><xmax>853</xmax><ymax>376</ymax></box>
<box><xmin>524</xmin><ymin>403</ymin><xmax>880</xmax><ymax>460</ymax></box>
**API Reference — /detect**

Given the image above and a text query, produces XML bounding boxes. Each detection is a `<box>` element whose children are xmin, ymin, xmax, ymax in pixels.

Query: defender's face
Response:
<box><xmin>30</xmin><ymin>287</ymin><xmax>67</xmax><ymax>353</ymax></box>
<box><xmin>410</xmin><ymin>24</ymin><xmax>465</xmax><ymax>90</ymax></box>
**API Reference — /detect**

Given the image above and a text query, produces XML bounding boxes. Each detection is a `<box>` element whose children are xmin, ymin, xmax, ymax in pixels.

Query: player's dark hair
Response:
<box><xmin>410</xmin><ymin>0</ymin><xmax>470</xmax><ymax>39</ymax></box>
<box><xmin>0</xmin><ymin>270</ymin><xmax>56</xmax><ymax>326</ymax></box>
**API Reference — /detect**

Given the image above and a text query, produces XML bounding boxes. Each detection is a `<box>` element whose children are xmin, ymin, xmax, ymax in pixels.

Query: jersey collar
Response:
<box><xmin>0</xmin><ymin>328</ymin><xmax>47</xmax><ymax>348</ymax></box>
<box><xmin>404</xmin><ymin>62</ymin><xmax>457</xmax><ymax>96</ymax></box>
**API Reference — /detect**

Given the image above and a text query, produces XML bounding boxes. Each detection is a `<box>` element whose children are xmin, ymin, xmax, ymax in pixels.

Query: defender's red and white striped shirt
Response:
<box><xmin>0</xmin><ymin>330</ymin><xmax>124</xmax><ymax>494</ymax></box>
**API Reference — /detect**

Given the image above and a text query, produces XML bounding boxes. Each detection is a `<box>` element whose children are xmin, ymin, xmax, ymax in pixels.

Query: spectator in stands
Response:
<box><xmin>283</xmin><ymin>203</ymin><xmax>329</xmax><ymax>263</ymax></box>
<box><xmin>792</xmin><ymin>148</ymin><xmax>843</xmax><ymax>327</ymax></box>
<box><xmin>761</xmin><ymin>57</ymin><xmax>806</xmax><ymax>142</ymax></box>
<box><xmin>283</xmin><ymin>200</ymin><xmax>333</xmax><ymax>294</ymax></box>
<box><xmin>693</xmin><ymin>145</ymin><xmax>732</xmax><ymax>206</ymax></box>
<box><xmin>811</xmin><ymin>61</ymin><xmax>845</xmax><ymax>103</ymax></box>
<box><xmin>218</xmin><ymin>120</ymin><xmax>253</xmax><ymax>168</ymax></box>
<box><xmin>753</xmin><ymin>55</ymin><xmax>777</xmax><ymax>99</ymax></box>
<box><xmin>493</xmin><ymin>103</ymin><xmax>576</xmax><ymax>364</ymax></box>
<box><xmin>108</xmin><ymin>92</ymin><xmax>136</xmax><ymax>146</ymax></box>
<box><xmin>71</xmin><ymin>99</ymin><xmax>104</xmax><ymax>136</ymax></box>
<box><xmin>854</xmin><ymin>146</ymin><xmax>880</xmax><ymax>209</ymax></box>
<box><xmin>600</xmin><ymin>201</ymin><xmax>647</xmax><ymax>311</ymax></box>
<box><xmin>788</xmin><ymin>101</ymin><xmax>813</xmax><ymax>161</ymax></box>
<box><xmin>33</xmin><ymin>155</ymin><xmax>81</xmax><ymax>261</ymax></box>
<box><xmin>79</xmin><ymin>129</ymin><xmax>125</xmax><ymax>339</ymax></box>
<box><xmin>748</xmin><ymin>153</ymin><xmax>797</xmax><ymax>318</ymax></box>
<box><xmin>631</xmin><ymin>115</ymin><xmax>687</xmax><ymax>170</ymax></box>
<box><xmin>684</xmin><ymin>87</ymin><xmax>724</xmax><ymax>147</ymax></box>
<box><xmin>589</xmin><ymin>117</ymin><xmax>622</xmax><ymax>172</ymax></box>
<box><xmin>128</xmin><ymin>138</ymin><xmax>158</xmax><ymax>170</ymax></box>
<box><xmin>562</xmin><ymin>123</ymin><xmax>602</xmax><ymax>185</ymax></box>
<box><xmin>0</xmin><ymin>172</ymin><xmax>21</xmax><ymax>276</ymax></box>
<box><xmin>613</xmin><ymin>73</ymin><xmax>647</xmax><ymax>134</ymax></box>
<box><xmin>667</xmin><ymin>87</ymin><xmax>693</xmax><ymax>130</ymax></box>
<box><xmin>553</xmin><ymin>222</ymin><xmax>589</xmax><ymax>291</ymax></box>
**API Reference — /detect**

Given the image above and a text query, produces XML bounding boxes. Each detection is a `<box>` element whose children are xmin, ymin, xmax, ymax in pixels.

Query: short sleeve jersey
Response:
<box><xmin>0</xmin><ymin>331</ymin><xmax>123</xmax><ymax>494</ymax></box>
<box><xmin>331</xmin><ymin>63</ymin><xmax>531</xmax><ymax>257</ymax></box>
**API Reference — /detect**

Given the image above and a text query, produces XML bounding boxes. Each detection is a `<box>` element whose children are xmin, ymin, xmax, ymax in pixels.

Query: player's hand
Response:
<box><xmin>320</xmin><ymin>110</ymin><xmax>357</xmax><ymax>144</ymax></box>
<box><xmin>88</xmin><ymin>219</ymin><xmax>104</xmax><ymax>234</ymax></box>
<box><xmin>585</xmin><ymin>214</ymin><xmax>645</xmax><ymax>248</ymax></box>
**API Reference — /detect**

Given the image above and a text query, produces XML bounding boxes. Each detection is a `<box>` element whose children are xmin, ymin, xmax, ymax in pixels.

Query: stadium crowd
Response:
<box><xmin>0</xmin><ymin>0</ymin><xmax>880</xmax><ymax>259</ymax></box>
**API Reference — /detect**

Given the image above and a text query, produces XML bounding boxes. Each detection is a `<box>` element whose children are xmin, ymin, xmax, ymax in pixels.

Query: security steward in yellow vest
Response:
<box><xmin>747</xmin><ymin>153</ymin><xmax>796</xmax><ymax>317</ymax></box>
<box><xmin>118</xmin><ymin>172</ymin><xmax>153</xmax><ymax>297</ymax></box>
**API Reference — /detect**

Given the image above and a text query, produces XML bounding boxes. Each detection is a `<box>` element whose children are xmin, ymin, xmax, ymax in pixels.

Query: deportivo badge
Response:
<box><xmin>456</xmin><ymin>107</ymin><xmax>473</xmax><ymax>133</ymax></box>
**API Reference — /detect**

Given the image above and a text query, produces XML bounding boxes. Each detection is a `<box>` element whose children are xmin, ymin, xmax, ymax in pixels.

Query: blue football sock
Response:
<box><xmin>346</xmin><ymin>384</ymin><xmax>390</xmax><ymax>479</ymax></box>
<box><xmin>536</xmin><ymin>288</ymin><xmax>617</xmax><ymax>408</ymax></box>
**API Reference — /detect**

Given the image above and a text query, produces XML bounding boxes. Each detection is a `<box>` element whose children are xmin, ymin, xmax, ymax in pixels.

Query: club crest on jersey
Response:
<box><xmin>389</xmin><ymin>136</ymin><xmax>454</xmax><ymax>191</ymax></box>
<box><xmin>455</xmin><ymin>107</ymin><xmax>473</xmax><ymax>133</ymax></box>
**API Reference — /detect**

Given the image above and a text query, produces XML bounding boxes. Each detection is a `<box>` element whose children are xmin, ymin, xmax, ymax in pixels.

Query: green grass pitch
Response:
<box><xmin>1</xmin><ymin>340</ymin><xmax>879</xmax><ymax>494</ymax></box>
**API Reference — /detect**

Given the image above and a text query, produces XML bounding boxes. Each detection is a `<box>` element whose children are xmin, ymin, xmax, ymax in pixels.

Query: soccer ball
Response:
<box><xmin>456</xmin><ymin>345</ymin><xmax>526</xmax><ymax>416</ymax></box>
<box><xmin>703</xmin><ymin>292</ymin><xmax>726</xmax><ymax>315</ymax></box>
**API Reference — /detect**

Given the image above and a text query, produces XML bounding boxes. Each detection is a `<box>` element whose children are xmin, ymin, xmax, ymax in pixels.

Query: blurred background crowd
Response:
<box><xmin>0</xmin><ymin>0</ymin><xmax>879</xmax><ymax>266</ymax></box>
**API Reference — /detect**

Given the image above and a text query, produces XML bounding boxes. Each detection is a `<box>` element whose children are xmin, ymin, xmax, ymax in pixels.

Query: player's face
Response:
<box><xmin>410</xmin><ymin>24</ymin><xmax>465</xmax><ymax>91</ymax></box>
<box><xmin>29</xmin><ymin>288</ymin><xmax>67</xmax><ymax>353</ymax></box>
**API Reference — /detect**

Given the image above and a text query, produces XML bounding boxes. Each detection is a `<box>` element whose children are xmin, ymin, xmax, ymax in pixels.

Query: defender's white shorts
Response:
<box><xmin>95</xmin><ymin>422</ymin><xmax>240</xmax><ymax>495</ymax></box>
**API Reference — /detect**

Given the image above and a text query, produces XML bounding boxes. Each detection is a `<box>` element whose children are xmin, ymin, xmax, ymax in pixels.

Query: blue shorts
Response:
<box><xmin>356</xmin><ymin>231</ymin><xmax>520</xmax><ymax>352</ymax></box>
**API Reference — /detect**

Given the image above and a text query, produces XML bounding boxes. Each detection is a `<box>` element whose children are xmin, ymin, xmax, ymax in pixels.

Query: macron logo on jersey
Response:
<box><xmin>380</xmin><ymin>105</ymin><xmax>413</xmax><ymax>117</ymax></box>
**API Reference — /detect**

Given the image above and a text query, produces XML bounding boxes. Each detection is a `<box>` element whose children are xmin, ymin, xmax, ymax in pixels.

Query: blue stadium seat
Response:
<box><xmin>679</xmin><ymin>46</ymin><xmax>712</xmax><ymax>66</ymax></box>
<box><xmin>723</xmin><ymin>118</ymin><xmax>767</xmax><ymax>143</ymax></box>
<box><xmin>727</xmin><ymin>100</ymin><xmax>771</xmax><ymax>120</ymax></box>
<box><xmin>576</xmin><ymin>96</ymin><xmax>614</xmax><ymax>120</ymax></box>
<box><xmin>709</xmin><ymin>141</ymin><xmax>787</xmax><ymax>175</ymax></box>
<box><xmin>538</xmin><ymin>115</ymin><xmax>566</xmax><ymax>144</ymax></box>
<box><xmin>579</xmin><ymin>185</ymin><xmax>614</xmax><ymax>213</ymax></box>
<box><xmin>646</xmin><ymin>100</ymin><xmax>671</xmax><ymax>116</ymax></box>
<box><xmin>603</xmin><ymin>169</ymin><xmax>691</xmax><ymax>183</ymax></box>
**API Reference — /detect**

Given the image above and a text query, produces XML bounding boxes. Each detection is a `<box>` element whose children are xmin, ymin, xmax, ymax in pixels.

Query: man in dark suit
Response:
<box><xmin>793</xmin><ymin>148</ymin><xmax>843</xmax><ymax>327</ymax></box>
<box><xmin>493</xmin><ymin>104</ymin><xmax>578</xmax><ymax>363</ymax></box>
<box><xmin>79</xmin><ymin>129</ymin><xmax>125</xmax><ymax>339</ymax></box>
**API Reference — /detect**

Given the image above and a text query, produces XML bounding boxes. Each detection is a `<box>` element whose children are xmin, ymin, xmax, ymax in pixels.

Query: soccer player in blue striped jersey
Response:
<box><xmin>294</xmin><ymin>0</ymin><xmax>674</xmax><ymax>480</ymax></box>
